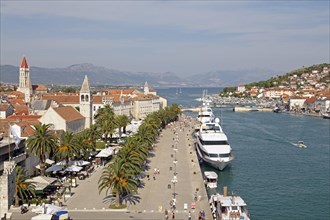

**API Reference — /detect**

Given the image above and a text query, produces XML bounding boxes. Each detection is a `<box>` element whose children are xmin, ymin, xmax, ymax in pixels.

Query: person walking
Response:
<box><xmin>172</xmin><ymin>210</ymin><xmax>175</xmax><ymax>220</ymax></box>
<box><xmin>164</xmin><ymin>209</ymin><xmax>169</xmax><ymax>220</ymax></box>
<box><xmin>188</xmin><ymin>211</ymin><xmax>192</xmax><ymax>220</ymax></box>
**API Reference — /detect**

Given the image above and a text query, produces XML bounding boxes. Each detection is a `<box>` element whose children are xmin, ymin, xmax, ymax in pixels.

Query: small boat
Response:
<box><xmin>293</xmin><ymin>141</ymin><xmax>307</xmax><ymax>149</ymax></box>
<box><xmin>273</xmin><ymin>106</ymin><xmax>281</xmax><ymax>113</ymax></box>
<box><xmin>322</xmin><ymin>112</ymin><xmax>330</xmax><ymax>119</ymax></box>
<box><xmin>209</xmin><ymin>189</ymin><xmax>250</xmax><ymax>220</ymax></box>
<box><xmin>203</xmin><ymin>171</ymin><xmax>218</xmax><ymax>189</ymax></box>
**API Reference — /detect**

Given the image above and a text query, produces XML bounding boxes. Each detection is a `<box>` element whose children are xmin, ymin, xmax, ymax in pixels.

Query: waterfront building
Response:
<box><xmin>237</xmin><ymin>84</ymin><xmax>246</xmax><ymax>93</ymax></box>
<box><xmin>39</xmin><ymin>106</ymin><xmax>85</xmax><ymax>134</ymax></box>
<box><xmin>289</xmin><ymin>97</ymin><xmax>306</xmax><ymax>111</ymax></box>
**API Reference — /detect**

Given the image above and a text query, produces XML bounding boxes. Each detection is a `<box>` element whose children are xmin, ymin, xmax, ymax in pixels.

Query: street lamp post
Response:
<box><xmin>171</xmin><ymin>175</ymin><xmax>178</xmax><ymax>199</ymax></box>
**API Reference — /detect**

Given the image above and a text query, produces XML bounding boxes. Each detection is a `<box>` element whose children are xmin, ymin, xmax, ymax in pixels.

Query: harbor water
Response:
<box><xmin>157</xmin><ymin>87</ymin><xmax>330</xmax><ymax>220</ymax></box>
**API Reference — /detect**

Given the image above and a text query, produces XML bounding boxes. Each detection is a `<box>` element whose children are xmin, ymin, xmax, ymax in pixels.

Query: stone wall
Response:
<box><xmin>0</xmin><ymin>161</ymin><xmax>16</xmax><ymax>219</ymax></box>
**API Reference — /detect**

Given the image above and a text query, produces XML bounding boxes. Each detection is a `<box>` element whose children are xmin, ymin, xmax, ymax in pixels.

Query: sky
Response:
<box><xmin>0</xmin><ymin>1</ymin><xmax>329</xmax><ymax>76</ymax></box>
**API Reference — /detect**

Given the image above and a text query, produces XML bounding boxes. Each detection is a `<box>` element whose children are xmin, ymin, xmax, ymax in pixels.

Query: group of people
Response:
<box><xmin>164</xmin><ymin>209</ymin><xmax>205</xmax><ymax>220</ymax></box>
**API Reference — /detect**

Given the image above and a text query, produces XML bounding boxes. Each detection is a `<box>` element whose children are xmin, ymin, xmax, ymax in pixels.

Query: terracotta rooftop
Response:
<box><xmin>52</xmin><ymin>106</ymin><xmax>85</xmax><ymax>122</ymax></box>
<box><xmin>13</xmin><ymin>104</ymin><xmax>29</xmax><ymax>115</ymax></box>
<box><xmin>20</xmin><ymin>56</ymin><xmax>29</xmax><ymax>68</ymax></box>
<box><xmin>32</xmin><ymin>84</ymin><xmax>47</xmax><ymax>91</ymax></box>
<box><xmin>0</xmin><ymin>104</ymin><xmax>10</xmax><ymax>111</ymax></box>
<box><xmin>42</xmin><ymin>95</ymin><xmax>79</xmax><ymax>104</ymax></box>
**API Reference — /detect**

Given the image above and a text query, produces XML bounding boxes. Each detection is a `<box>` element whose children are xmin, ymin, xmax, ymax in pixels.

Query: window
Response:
<box><xmin>85</xmin><ymin>95</ymin><xmax>89</xmax><ymax>102</ymax></box>
<box><xmin>81</xmin><ymin>95</ymin><xmax>84</xmax><ymax>102</ymax></box>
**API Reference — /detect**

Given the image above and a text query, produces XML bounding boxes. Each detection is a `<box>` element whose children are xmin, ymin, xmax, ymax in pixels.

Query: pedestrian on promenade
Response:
<box><xmin>165</xmin><ymin>209</ymin><xmax>169</xmax><ymax>220</ymax></box>
<box><xmin>198</xmin><ymin>211</ymin><xmax>202</xmax><ymax>220</ymax></box>
<box><xmin>188</xmin><ymin>211</ymin><xmax>192</xmax><ymax>220</ymax></box>
<box><xmin>172</xmin><ymin>211</ymin><xmax>175</xmax><ymax>220</ymax></box>
<box><xmin>202</xmin><ymin>210</ymin><xmax>205</xmax><ymax>219</ymax></box>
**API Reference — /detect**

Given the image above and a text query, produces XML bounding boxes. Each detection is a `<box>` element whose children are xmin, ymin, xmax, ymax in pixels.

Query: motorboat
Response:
<box><xmin>322</xmin><ymin>112</ymin><xmax>330</xmax><ymax>119</ymax></box>
<box><xmin>203</xmin><ymin>171</ymin><xmax>218</xmax><ymax>189</ymax></box>
<box><xmin>197</xmin><ymin>103</ymin><xmax>215</xmax><ymax>123</ymax></box>
<box><xmin>273</xmin><ymin>106</ymin><xmax>281</xmax><ymax>113</ymax></box>
<box><xmin>293</xmin><ymin>141</ymin><xmax>307</xmax><ymax>149</ymax></box>
<box><xmin>195</xmin><ymin>118</ymin><xmax>234</xmax><ymax>170</ymax></box>
<box><xmin>209</xmin><ymin>191</ymin><xmax>250</xmax><ymax>220</ymax></box>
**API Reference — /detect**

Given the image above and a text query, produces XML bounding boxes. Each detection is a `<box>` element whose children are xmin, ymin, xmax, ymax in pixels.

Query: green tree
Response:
<box><xmin>56</xmin><ymin>131</ymin><xmax>79</xmax><ymax>162</ymax></box>
<box><xmin>95</xmin><ymin>104</ymin><xmax>117</xmax><ymax>143</ymax></box>
<box><xmin>98</xmin><ymin>160</ymin><xmax>137</xmax><ymax>207</ymax></box>
<box><xmin>26</xmin><ymin>124</ymin><xmax>58</xmax><ymax>176</ymax></box>
<box><xmin>116</xmin><ymin>115</ymin><xmax>130</xmax><ymax>138</ymax></box>
<box><xmin>15</xmin><ymin>166</ymin><xmax>35</xmax><ymax>207</ymax></box>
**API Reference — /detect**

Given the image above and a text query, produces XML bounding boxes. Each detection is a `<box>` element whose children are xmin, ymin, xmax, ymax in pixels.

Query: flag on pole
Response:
<box><xmin>10</xmin><ymin>125</ymin><xmax>21</xmax><ymax>150</ymax></box>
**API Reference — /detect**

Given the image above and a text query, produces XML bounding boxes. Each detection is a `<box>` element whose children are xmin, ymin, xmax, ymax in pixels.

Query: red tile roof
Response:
<box><xmin>0</xmin><ymin>104</ymin><xmax>10</xmax><ymax>111</ymax></box>
<box><xmin>13</xmin><ymin>104</ymin><xmax>29</xmax><ymax>115</ymax></box>
<box><xmin>42</xmin><ymin>95</ymin><xmax>79</xmax><ymax>104</ymax></box>
<box><xmin>20</xmin><ymin>56</ymin><xmax>29</xmax><ymax>68</ymax></box>
<box><xmin>6</xmin><ymin>115</ymin><xmax>41</xmax><ymax>122</ymax></box>
<box><xmin>52</xmin><ymin>106</ymin><xmax>84</xmax><ymax>122</ymax></box>
<box><xmin>32</xmin><ymin>84</ymin><xmax>47</xmax><ymax>91</ymax></box>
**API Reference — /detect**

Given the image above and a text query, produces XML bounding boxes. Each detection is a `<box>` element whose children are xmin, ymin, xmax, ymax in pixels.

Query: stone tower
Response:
<box><xmin>17</xmin><ymin>56</ymin><xmax>32</xmax><ymax>102</ymax></box>
<box><xmin>79</xmin><ymin>75</ymin><xmax>92</xmax><ymax>129</ymax></box>
<box><xmin>144</xmin><ymin>81</ymin><xmax>149</xmax><ymax>95</ymax></box>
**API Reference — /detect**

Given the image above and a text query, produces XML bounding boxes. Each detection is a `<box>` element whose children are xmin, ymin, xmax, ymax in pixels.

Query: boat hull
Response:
<box><xmin>195</xmin><ymin>143</ymin><xmax>232</xmax><ymax>171</ymax></box>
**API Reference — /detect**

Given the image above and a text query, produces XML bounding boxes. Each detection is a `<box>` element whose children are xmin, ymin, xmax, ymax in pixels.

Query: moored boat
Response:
<box><xmin>203</xmin><ymin>171</ymin><xmax>218</xmax><ymax>189</ymax></box>
<box><xmin>209</xmin><ymin>187</ymin><xmax>250</xmax><ymax>220</ymax></box>
<box><xmin>322</xmin><ymin>112</ymin><xmax>330</xmax><ymax>119</ymax></box>
<box><xmin>195</xmin><ymin>118</ymin><xmax>234</xmax><ymax>170</ymax></box>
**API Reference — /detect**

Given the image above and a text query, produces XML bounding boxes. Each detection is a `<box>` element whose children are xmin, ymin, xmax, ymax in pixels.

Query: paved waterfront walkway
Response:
<box><xmin>11</xmin><ymin>116</ymin><xmax>212</xmax><ymax>220</ymax></box>
<box><xmin>128</xmin><ymin>115</ymin><xmax>211</xmax><ymax>219</ymax></box>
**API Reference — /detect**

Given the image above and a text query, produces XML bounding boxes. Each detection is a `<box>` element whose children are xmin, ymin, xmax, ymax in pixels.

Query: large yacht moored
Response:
<box><xmin>195</xmin><ymin>118</ymin><xmax>234</xmax><ymax>170</ymax></box>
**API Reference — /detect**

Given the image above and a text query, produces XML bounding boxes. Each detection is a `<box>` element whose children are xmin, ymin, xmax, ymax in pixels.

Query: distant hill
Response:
<box><xmin>0</xmin><ymin>63</ymin><xmax>276</xmax><ymax>87</ymax></box>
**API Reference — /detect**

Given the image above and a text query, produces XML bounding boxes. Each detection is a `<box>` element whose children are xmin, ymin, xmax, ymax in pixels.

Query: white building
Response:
<box><xmin>39</xmin><ymin>106</ymin><xmax>85</xmax><ymax>133</ymax></box>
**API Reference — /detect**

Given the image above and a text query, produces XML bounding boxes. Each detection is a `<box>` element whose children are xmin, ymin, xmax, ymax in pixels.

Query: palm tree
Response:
<box><xmin>15</xmin><ymin>166</ymin><xmax>35</xmax><ymax>207</ymax></box>
<box><xmin>56</xmin><ymin>131</ymin><xmax>79</xmax><ymax>162</ymax></box>
<box><xmin>98</xmin><ymin>160</ymin><xmax>137</xmax><ymax>207</ymax></box>
<box><xmin>86</xmin><ymin>124</ymin><xmax>102</xmax><ymax>151</ymax></box>
<box><xmin>116</xmin><ymin>115</ymin><xmax>130</xmax><ymax>138</ymax></box>
<box><xmin>75</xmin><ymin>130</ymin><xmax>92</xmax><ymax>160</ymax></box>
<box><xmin>26</xmin><ymin>124</ymin><xmax>58</xmax><ymax>176</ymax></box>
<box><xmin>116</xmin><ymin>144</ymin><xmax>144</xmax><ymax>175</ymax></box>
<box><xmin>95</xmin><ymin>104</ymin><xmax>117</xmax><ymax>143</ymax></box>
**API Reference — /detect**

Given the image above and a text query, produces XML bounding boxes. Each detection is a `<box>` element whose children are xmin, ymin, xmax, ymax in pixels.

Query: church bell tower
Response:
<box><xmin>79</xmin><ymin>75</ymin><xmax>93</xmax><ymax>129</ymax></box>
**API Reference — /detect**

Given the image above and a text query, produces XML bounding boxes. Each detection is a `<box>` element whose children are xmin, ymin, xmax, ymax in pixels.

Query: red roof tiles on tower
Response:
<box><xmin>20</xmin><ymin>56</ymin><xmax>29</xmax><ymax>68</ymax></box>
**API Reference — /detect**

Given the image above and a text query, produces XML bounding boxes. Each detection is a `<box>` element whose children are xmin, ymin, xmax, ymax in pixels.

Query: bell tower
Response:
<box><xmin>17</xmin><ymin>56</ymin><xmax>32</xmax><ymax>102</ymax></box>
<box><xmin>79</xmin><ymin>75</ymin><xmax>92</xmax><ymax>129</ymax></box>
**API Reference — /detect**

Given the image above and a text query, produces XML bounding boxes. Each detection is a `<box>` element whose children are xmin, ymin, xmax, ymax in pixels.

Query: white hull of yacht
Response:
<box><xmin>195</xmin><ymin>143</ymin><xmax>232</xmax><ymax>171</ymax></box>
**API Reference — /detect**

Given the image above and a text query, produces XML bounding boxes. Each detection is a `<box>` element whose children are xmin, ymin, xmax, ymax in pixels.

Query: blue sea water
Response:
<box><xmin>157</xmin><ymin>87</ymin><xmax>330</xmax><ymax>220</ymax></box>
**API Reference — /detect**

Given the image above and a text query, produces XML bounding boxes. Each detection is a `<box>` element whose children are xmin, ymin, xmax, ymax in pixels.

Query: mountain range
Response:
<box><xmin>0</xmin><ymin>63</ymin><xmax>276</xmax><ymax>87</ymax></box>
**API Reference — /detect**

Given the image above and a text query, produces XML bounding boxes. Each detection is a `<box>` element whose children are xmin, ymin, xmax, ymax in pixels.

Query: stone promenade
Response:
<box><xmin>11</xmin><ymin>116</ymin><xmax>212</xmax><ymax>220</ymax></box>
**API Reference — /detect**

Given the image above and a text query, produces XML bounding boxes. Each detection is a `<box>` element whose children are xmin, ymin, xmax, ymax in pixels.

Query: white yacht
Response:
<box><xmin>195</xmin><ymin>118</ymin><xmax>234</xmax><ymax>170</ymax></box>
<box><xmin>203</xmin><ymin>171</ymin><xmax>218</xmax><ymax>189</ymax></box>
<box><xmin>293</xmin><ymin>141</ymin><xmax>307</xmax><ymax>149</ymax></box>
<box><xmin>197</xmin><ymin>103</ymin><xmax>215</xmax><ymax>123</ymax></box>
<box><xmin>209</xmin><ymin>192</ymin><xmax>250</xmax><ymax>220</ymax></box>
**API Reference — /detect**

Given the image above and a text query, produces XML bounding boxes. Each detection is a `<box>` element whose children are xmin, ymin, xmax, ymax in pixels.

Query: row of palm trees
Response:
<box><xmin>15</xmin><ymin>104</ymin><xmax>131</xmax><ymax>206</ymax></box>
<box><xmin>16</xmin><ymin>103</ymin><xmax>181</xmax><ymax>207</ymax></box>
<box><xmin>98</xmin><ymin>104</ymin><xmax>181</xmax><ymax>207</ymax></box>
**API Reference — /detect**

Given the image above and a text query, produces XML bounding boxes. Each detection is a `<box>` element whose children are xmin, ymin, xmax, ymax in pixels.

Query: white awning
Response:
<box><xmin>64</xmin><ymin>165</ymin><xmax>83</xmax><ymax>172</ymax></box>
<box><xmin>45</xmin><ymin>165</ymin><xmax>64</xmax><ymax>172</ymax></box>
<box><xmin>68</xmin><ymin>160</ymin><xmax>90</xmax><ymax>166</ymax></box>
<box><xmin>26</xmin><ymin>176</ymin><xmax>57</xmax><ymax>191</ymax></box>
<box><xmin>96</xmin><ymin>147</ymin><xmax>114</xmax><ymax>157</ymax></box>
